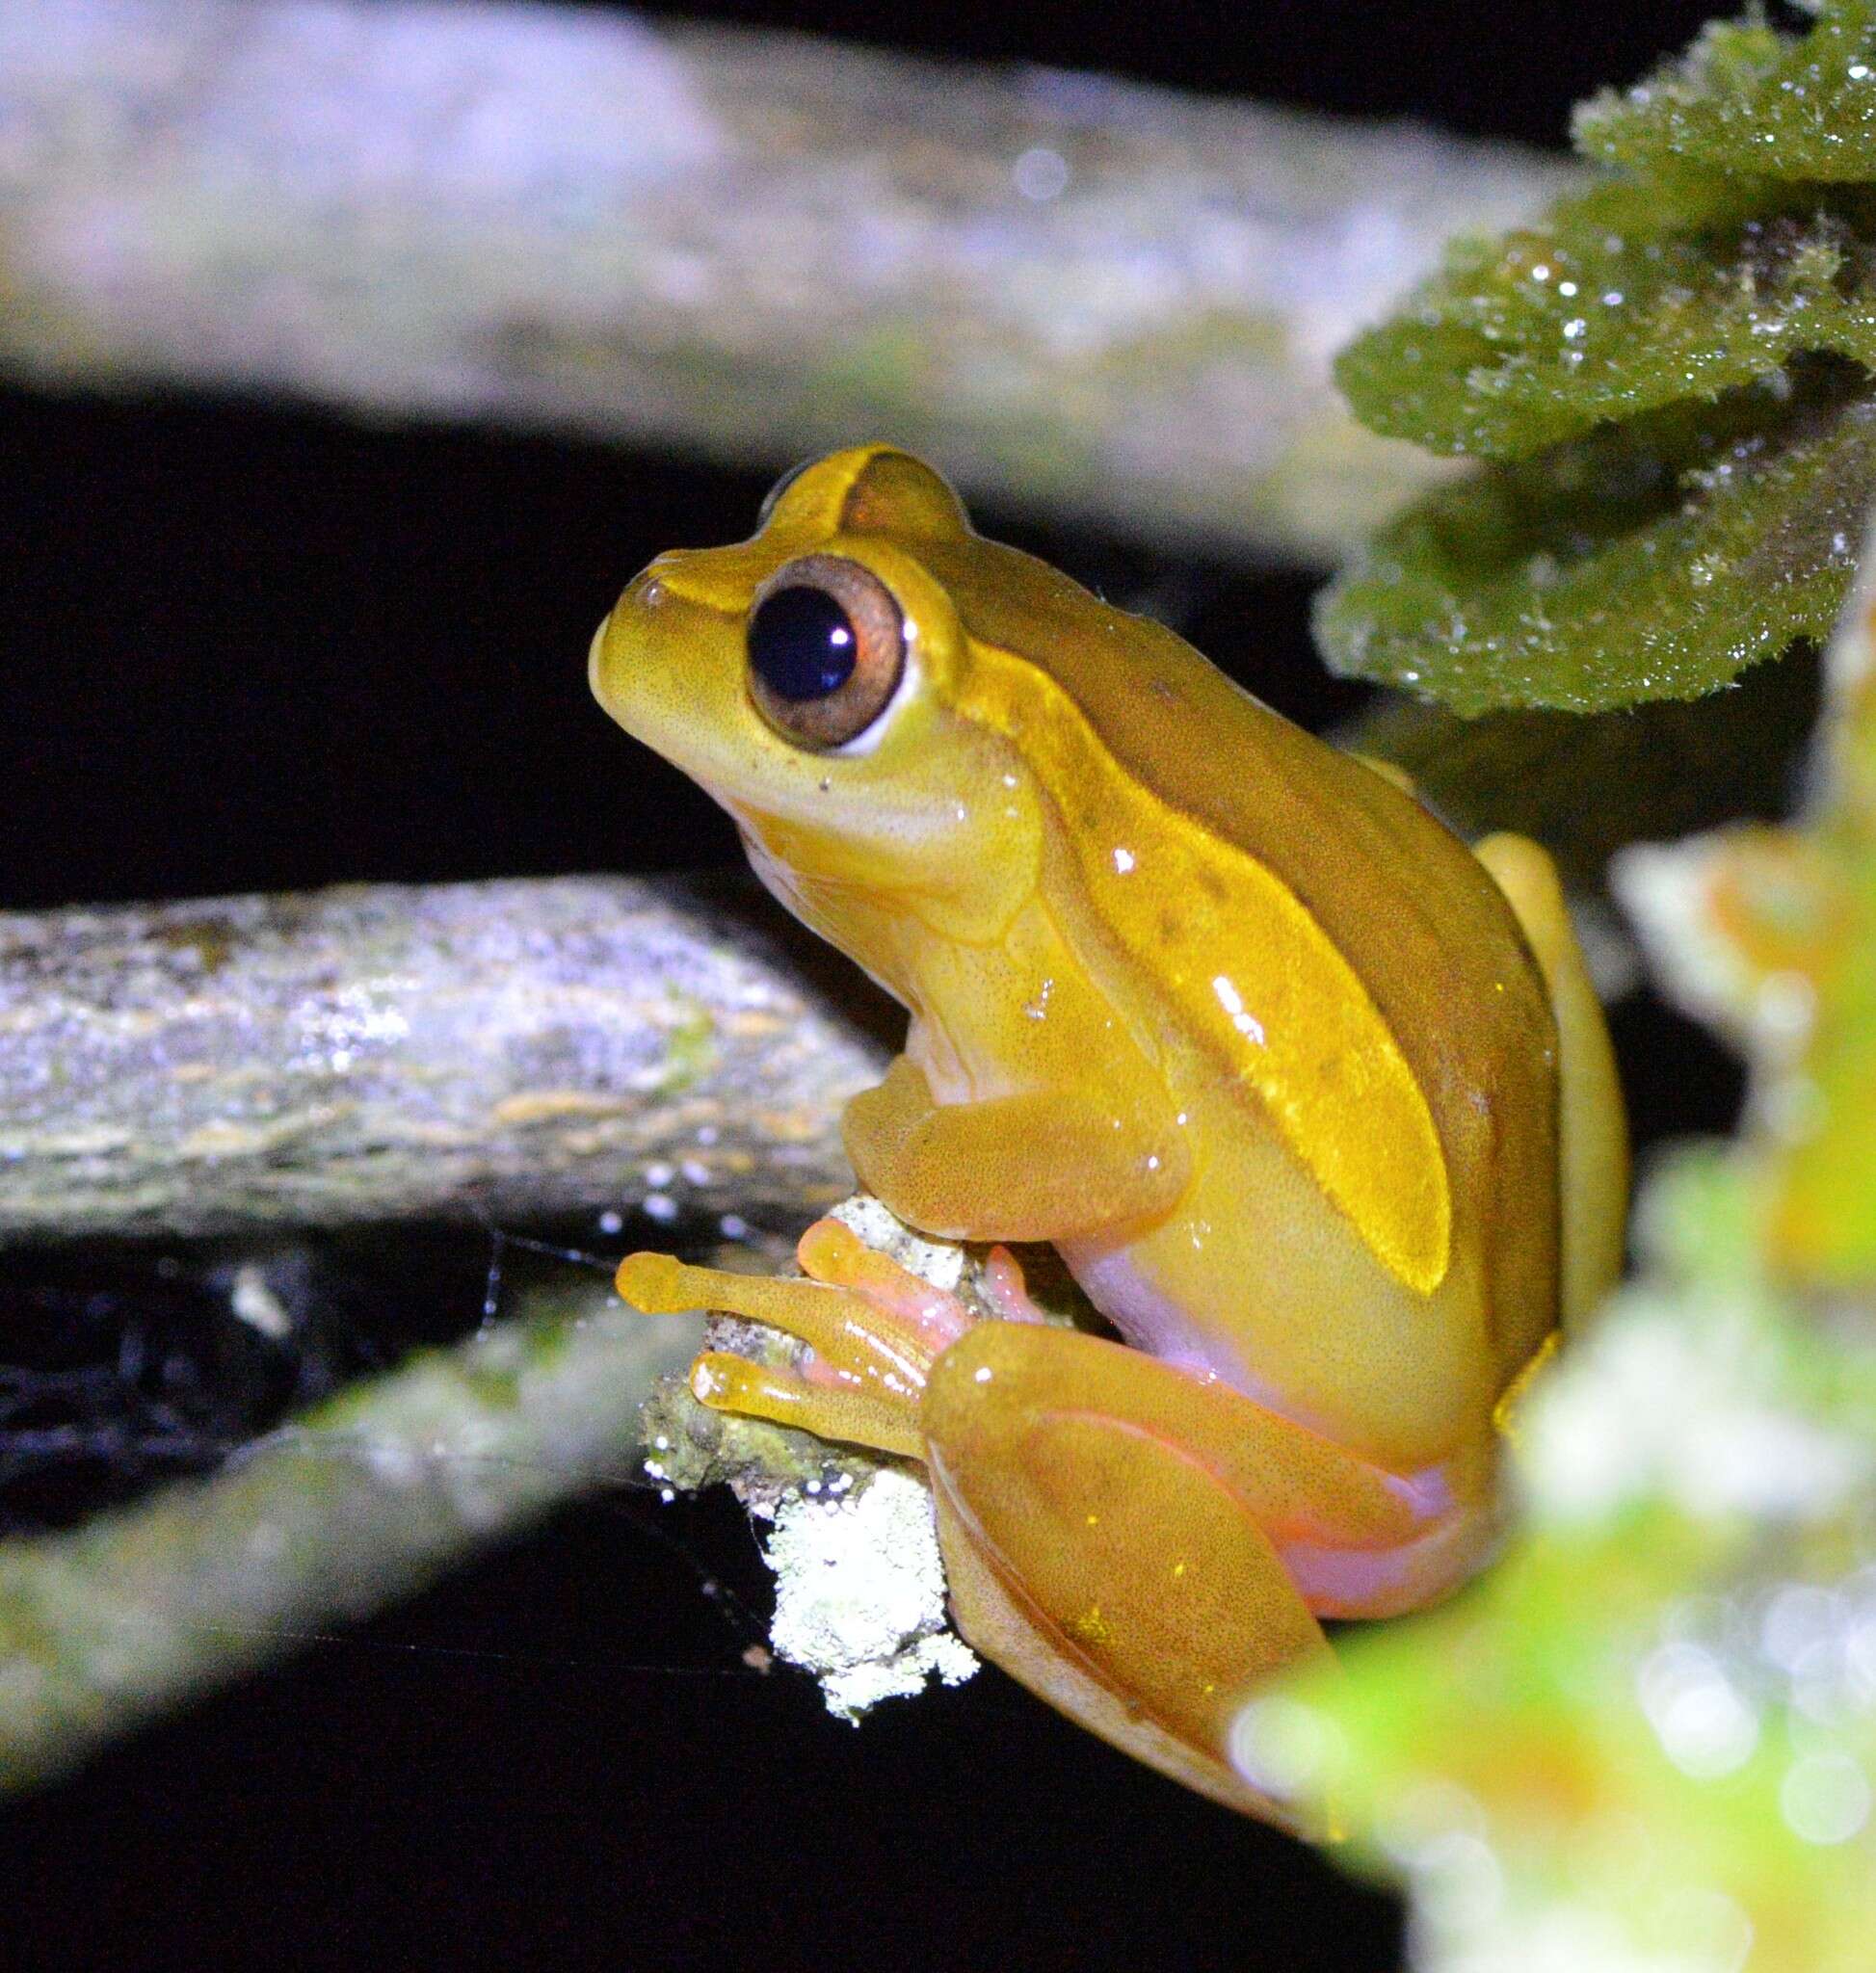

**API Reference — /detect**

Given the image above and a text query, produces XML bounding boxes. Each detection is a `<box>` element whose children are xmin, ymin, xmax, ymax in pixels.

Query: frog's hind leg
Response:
<box><xmin>620</xmin><ymin>1224</ymin><xmax>1427</xmax><ymax>1828</ymax></box>
<box><xmin>1475</xmin><ymin>832</ymin><xmax>1629</xmax><ymax>1330</ymax></box>
<box><xmin>913</xmin><ymin>1320</ymin><xmax>1446</xmax><ymax>1828</ymax></box>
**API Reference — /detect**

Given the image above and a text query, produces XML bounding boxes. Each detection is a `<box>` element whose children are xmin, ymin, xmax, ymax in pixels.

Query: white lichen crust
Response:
<box><xmin>762</xmin><ymin>1466</ymin><xmax>978</xmax><ymax>1721</ymax></box>
<box><xmin>744</xmin><ymin>1197</ymin><xmax>982</xmax><ymax>1717</ymax></box>
<box><xmin>637</xmin><ymin>1194</ymin><xmax>1038</xmax><ymax>1716</ymax></box>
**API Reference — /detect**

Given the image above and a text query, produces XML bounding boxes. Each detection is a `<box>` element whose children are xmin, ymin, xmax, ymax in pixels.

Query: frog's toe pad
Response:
<box><xmin>613</xmin><ymin>1251</ymin><xmax>700</xmax><ymax>1314</ymax></box>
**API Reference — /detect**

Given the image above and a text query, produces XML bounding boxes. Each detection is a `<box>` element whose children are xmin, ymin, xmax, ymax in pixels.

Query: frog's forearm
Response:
<box><xmin>842</xmin><ymin>1058</ymin><xmax>1189</xmax><ymax>1244</ymax></box>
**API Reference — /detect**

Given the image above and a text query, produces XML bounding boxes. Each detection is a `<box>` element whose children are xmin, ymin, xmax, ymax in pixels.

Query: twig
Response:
<box><xmin>0</xmin><ymin>0</ymin><xmax>1573</xmax><ymax>563</ymax></box>
<box><xmin>0</xmin><ymin>1284</ymin><xmax>699</xmax><ymax>1792</ymax></box>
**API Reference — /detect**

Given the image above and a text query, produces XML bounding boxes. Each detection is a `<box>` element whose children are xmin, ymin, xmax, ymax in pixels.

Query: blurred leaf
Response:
<box><xmin>1262</xmin><ymin>1153</ymin><xmax>1876</xmax><ymax>1973</ymax></box>
<box><xmin>1262</xmin><ymin>498</ymin><xmax>1876</xmax><ymax>1972</ymax></box>
<box><xmin>1627</xmin><ymin>490</ymin><xmax>1876</xmax><ymax>1283</ymax></box>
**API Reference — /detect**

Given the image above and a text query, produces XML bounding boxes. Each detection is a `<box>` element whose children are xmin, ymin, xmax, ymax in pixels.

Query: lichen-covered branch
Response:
<box><xmin>0</xmin><ymin>1282</ymin><xmax>699</xmax><ymax>1792</ymax></box>
<box><xmin>0</xmin><ymin>876</ymin><xmax>885</xmax><ymax>1242</ymax></box>
<box><xmin>0</xmin><ymin>0</ymin><xmax>1572</xmax><ymax>563</ymax></box>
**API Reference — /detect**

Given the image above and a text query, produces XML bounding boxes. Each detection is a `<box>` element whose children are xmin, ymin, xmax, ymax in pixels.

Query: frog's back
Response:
<box><xmin>919</xmin><ymin>530</ymin><xmax>1560</xmax><ymax>1371</ymax></box>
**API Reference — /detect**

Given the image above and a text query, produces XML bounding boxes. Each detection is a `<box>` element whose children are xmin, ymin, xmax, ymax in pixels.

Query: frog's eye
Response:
<box><xmin>746</xmin><ymin>556</ymin><xmax>907</xmax><ymax>750</ymax></box>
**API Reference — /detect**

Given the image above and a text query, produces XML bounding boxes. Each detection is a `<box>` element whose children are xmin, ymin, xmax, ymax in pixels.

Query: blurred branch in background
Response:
<box><xmin>0</xmin><ymin>876</ymin><xmax>883</xmax><ymax>1242</ymax></box>
<box><xmin>0</xmin><ymin>0</ymin><xmax>1572</xmax><ymax>563</ymax></box>
<box><xmin>0</xmin><ymin>1276</ymin><xmax>703</xmax><ymax>1791</ymax></box>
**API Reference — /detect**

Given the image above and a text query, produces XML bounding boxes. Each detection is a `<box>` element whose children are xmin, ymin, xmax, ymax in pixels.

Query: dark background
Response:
<box><xmin>4</xmin><ymin>4</ymin><xmax>1744</xmax><ymax>1970</ymax></box>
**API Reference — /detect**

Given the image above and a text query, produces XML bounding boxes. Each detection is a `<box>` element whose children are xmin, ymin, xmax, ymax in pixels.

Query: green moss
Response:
<box><xmin>1577</xmin><ymin>2</ymin><xmax>1876</xmax><ymax>184</ymax></box>
<box><xmin>656</xmin><ymin>996</ymin><xmax>717</xmax><ymax>1093</ymax></box>
<box><xmin>1321</xmin><ymin>370</ymin><xmax>1876</xmax><ymax>711</ymax></box>
<box><xmin>1320</xmin><ymin>1</ymin><xmax>1876</xmax><ymax>712</ymax></box>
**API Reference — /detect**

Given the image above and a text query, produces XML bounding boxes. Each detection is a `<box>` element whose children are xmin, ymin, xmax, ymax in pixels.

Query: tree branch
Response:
<box><xmin>0</xmin><ymin>0</ymin><xmax>1572</xmax><ymax>562</ymax></box>
<box><xmin>0</xmin><ymin>1280</ymin><xmax>700</xmax><ymax>1791</ymax></box>
<box><xmin>0</xmin><ymin>876</ymin><xmax>885</xmax><ymax>1242</ymax></box>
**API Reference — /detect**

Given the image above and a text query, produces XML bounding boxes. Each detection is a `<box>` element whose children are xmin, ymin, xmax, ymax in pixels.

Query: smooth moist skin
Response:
<box><xmin>592</xmin><ymin>445</ymin><xmax>1628</xmax><ymax>1824</ymax></box>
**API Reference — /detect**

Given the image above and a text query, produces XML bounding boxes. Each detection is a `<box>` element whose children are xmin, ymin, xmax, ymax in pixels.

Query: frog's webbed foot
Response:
<box><xmin>617</xmin><ymin>1217</ymin><xmax>1011</xmax><ymax>1460</ymax></box>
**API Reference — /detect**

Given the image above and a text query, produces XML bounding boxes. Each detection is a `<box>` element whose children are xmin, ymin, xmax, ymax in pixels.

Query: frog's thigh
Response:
<box><xmin>921</xmin><ymin>1322</ymin><xmax>1335</xmax><ymax>1826</ymax></box>
<box><xmin>1474</xmin><ymin>832</ymin><xmax>1629</xmax><ymax>1329</ymax></box>
<box><xmin>843</xmin><ymin>1056</ymin><xmax>1188</xmax><ymax>1243</ymax></box>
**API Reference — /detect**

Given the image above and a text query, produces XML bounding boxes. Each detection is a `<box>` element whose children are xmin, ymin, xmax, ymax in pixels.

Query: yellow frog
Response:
<box><xmin>590</xmin><ymin>445</ymin><xmax>1627</xmax><ymax>1822</ymax></box>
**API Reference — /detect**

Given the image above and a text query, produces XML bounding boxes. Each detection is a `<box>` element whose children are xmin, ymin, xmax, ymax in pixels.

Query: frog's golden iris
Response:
<box><xmin>745</xmin><ymin>554</ymin><xmax>906</xmax><ymax>750</ymax></box>
<box><xmin>591</xmin><ymin>446</ymin><xmax>1628</xmax><ymax>1826</ymax></box>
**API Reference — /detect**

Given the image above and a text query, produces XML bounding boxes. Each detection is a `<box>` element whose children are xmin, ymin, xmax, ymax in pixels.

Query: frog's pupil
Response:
<box><xmin>749</xmin><ymin>587</ymin><xmax>858</xmax><ymax>701</ymax></box>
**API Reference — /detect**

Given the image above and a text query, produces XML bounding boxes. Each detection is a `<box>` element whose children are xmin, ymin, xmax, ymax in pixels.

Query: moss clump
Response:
<box><xmin>1319</xmin><ymin>1</ymin><xmax>1876</xmax><ymax>713</ymax></box>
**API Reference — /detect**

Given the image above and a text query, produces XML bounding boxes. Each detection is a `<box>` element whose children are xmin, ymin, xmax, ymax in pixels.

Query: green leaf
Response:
<box><xmin>1336</xmin><ymin>185</ymin><xmax>1876</xmax><ymax>461</ymax></box>
<box><xmin>1577</xmin><ymin>2</ymin><xmax>1876</xmax><ymax>184</ymax></box>
<box><xmin>1324</xmin><ymin>0</ymin><xmax>1876</xmax><ymax>713</ymax></box>
<box><xmin>1316</xmin><ymin>378</ymin><xmax>1876</xmax><ymax>713</ymax></box>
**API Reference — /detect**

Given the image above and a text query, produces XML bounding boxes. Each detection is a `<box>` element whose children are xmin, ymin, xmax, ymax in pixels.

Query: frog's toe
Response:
<box><xmin>977</xmin><ymin>1245</ymin><xmax>1052</xmax><ymax>1325</ymax></box>
<box><xmin>614</xmin><ymin>1217</ymin><xmax>982</xmax><ymax>1460</ymax></box>
<box><xmin>687</xmin><ymin>1350</ymin><xmax>924</xmax><ymax>1460</ymax></box>
<box><xmin>792</xmin><ymin>1217</ymin><xmax>977</xmax><ymax>1355</ymax></box>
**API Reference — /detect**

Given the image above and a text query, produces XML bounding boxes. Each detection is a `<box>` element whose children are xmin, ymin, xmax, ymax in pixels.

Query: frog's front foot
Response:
<box><xmin>617</xmin><ymin>1217</ymin><xmax>1032</xmax><ymax>1460</ymax></box>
